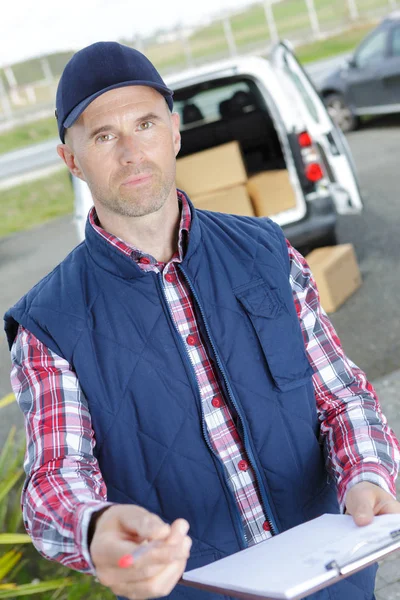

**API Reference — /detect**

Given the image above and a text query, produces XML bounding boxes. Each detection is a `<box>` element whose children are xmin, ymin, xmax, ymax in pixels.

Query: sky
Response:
<box><xmin>1</xmin><ymin>0</ymin><xmax>259</xmax><ymax>66</ymax></box>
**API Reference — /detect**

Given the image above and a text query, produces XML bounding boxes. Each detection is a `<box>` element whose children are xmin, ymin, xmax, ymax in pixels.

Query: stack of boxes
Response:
<box><xmin>176</xmin><ymin>142</ymin><xmax>253</xmax><ymax>216</ymax></box>
<box><xmin>176</xmin><ymin>141</ymin><xmax>297</xmax><ymax>218</ymax></box>
<box><xmin>246</xmin><ymin>170</ymin><xmax>297</xmax><ymax>216</ymax></box>
<box><xmin>176</xmin><ymin>141</ymin><xmax>362</xmax><ymax>313</ymax></box>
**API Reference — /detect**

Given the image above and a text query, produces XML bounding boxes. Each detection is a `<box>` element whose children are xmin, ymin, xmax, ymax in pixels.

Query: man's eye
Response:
<box><xmin>96</xmin><ymin>134</ymin><xmax>114</xmax><ymax>143</ymax></box>
<box><xmin>138</xmin><ymin>121</ymin><xmax>153</xmax><ymax>130</ymax></box>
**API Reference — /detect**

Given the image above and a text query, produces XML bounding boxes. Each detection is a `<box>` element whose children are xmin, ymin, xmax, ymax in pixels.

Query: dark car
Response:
<box><xmin>320</xmin><ymin>12</ymin><xmax>400</xmax><ymax>132</ymax></box>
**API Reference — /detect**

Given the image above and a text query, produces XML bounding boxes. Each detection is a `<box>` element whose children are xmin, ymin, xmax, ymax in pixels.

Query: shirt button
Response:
<box><xmin>165</xmin><ymin>273</ymin><xmax>176</xmax><ymax>283</ymax></box>
<box><xmin>263</xmin><ymin>521</ymin><xmax>271</xmax><ymax>532</ymax></box>
<box><xmin>186</xmin><ymin>334</ymin><xmax>198</xmax><ymax>346</ymax></box>
<box><xmin>238</xmin><ymin>459</ymin><xmax>249</xmax><ymax>471</ymax></box>
<box><xmin>139</xmin><ymin>256</ymin><xmax>151</xmax><ymax>264</ymax></box>
<box><xmin>212</xmin><ymin>396</ymin><xmax>222</xmax><ymax>408</ymax></box>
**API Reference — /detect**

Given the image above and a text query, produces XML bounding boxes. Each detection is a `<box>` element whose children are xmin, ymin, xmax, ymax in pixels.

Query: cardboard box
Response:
<box><xmin>246</xmin><ymin>170</ymin><xmax>296</xmax><ymax>216</ymax></box>
<box><xmin>176</xmin><ymin>142</ymin><xmax>247</xmax><ymax>196</ymax></box>
<box><xmin>305</xmin><ymin>244</ymin><xmax>362</xmax><ymax>313</ymax></box>
<box><xmin>192</xmin><ymin>185</ymin><xmax>255</xmax><ymax>216</ymax></box>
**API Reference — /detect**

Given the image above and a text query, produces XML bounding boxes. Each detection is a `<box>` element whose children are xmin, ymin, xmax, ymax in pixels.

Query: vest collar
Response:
<box><xmin>84</xmin><ymin>190</ymin><xmax>202</xmax><ymax>280</ymax></box>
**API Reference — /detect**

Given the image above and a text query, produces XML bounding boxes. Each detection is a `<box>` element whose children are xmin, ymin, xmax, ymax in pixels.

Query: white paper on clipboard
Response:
<box><xmin>182</xmin><ymin>514</ymin><xmax>400</xmax><ymax>599</ymax></box>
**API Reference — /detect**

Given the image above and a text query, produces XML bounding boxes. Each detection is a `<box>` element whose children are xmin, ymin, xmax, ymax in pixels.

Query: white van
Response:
<box><xmin>73</xmin><ymin>42</ymin><xmax>363</xmax><ymax>253</ymax></box>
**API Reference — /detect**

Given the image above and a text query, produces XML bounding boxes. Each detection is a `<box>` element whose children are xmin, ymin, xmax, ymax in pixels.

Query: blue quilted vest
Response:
<box><xmin>4</xmin><ymin>196</ymin><xmax>376</xmax><ymax>600</ymax></box>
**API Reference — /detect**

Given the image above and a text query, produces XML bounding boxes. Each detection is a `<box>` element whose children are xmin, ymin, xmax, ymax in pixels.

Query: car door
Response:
<box><xmin>346</xmin><ymin>26</ymin><xmax>390</xmax><ymax>111</ymax></box>
<box><xmin>270</xmin><ymin>41</ymin><xmax>363</xmax><ymax>214</ymax></box>
<box><xmin>382</xmin><ymin>23</ymin><xmax>400</xmax><ymax>108</ymax></box>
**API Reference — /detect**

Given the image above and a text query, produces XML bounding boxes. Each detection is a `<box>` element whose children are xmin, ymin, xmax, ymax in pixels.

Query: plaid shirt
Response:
<box><xmin>10</xmin><ymin>192</ymin><xmax>400</xmax><ymax>574</ymax></box>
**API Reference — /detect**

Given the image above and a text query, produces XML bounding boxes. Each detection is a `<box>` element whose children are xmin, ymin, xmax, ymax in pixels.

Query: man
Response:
<box><xmin>4</xmin><ymin>41</ymin><xmax>400</xmax><ymax>600</ymax></box>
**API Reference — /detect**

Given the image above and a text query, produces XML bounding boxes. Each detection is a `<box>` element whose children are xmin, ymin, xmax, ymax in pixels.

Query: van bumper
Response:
<box><xmin>281</xmin><ymin>196</ymin><xmax>337</xmax><ymax>249</ymax></box>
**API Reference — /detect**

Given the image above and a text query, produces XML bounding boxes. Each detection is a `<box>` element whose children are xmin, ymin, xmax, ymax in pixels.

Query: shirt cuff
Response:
<box><xmin>338</xmin><ymin>463</ymin><xmax>396</xmax><ymax>512</ymax></box>
<box><xmin>73</xmin><ymin>501</ymin><xmax>115</xmax><ymax>574</ymax></box>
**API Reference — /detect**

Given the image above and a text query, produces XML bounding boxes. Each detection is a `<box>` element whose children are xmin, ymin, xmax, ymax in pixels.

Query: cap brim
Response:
<box><xmin>63</xmin><ymin>80</ymin><xmax>174</xmax><ymax>128</ymax></box>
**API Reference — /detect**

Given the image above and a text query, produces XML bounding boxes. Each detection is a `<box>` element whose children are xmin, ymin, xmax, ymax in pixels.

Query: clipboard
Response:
<box><xmin>180</xmin><ymin>514</ymin><xmax>400</xmax><ymax>600</ymax></box>
<box><xmin>324</xmin><ymin>526</ymin><xmax>400</xmax><ymax>576</ymax></box>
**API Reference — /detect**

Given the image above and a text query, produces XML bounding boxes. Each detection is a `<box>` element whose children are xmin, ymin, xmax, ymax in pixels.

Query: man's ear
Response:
<box><xmin>171</xmin><ymin>112</ymin><xmax>181</xmax><ymax>157</ymax></box>
<box><xmin>57</xmin><ymin>144</ymin><xmax>86</xmax><ymax>181</ymax></box>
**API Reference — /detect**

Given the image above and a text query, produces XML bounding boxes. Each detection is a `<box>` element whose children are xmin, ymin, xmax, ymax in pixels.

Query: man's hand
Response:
<box><xmin>90</xmin><ymin>505</ymin><xmax>192</xmax><ymax>599</ymax></box>
<box><xmin>345</xmin><ymin>481</ymin><xmax>400</xmax><ymax>526</ymax></box>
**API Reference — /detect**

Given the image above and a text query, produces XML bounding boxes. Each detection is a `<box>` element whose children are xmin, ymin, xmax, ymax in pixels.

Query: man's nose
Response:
<box><xmin>119</xmin><ymin>135</ymin><xmax>144</xmax><ymax>165</ymax></box>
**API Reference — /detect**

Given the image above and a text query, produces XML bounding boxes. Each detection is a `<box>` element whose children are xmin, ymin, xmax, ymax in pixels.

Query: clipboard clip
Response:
<box><xmin>325</xmin><ymin>528</ymin><xmax>400</xmax><ymax>575</ymax></box>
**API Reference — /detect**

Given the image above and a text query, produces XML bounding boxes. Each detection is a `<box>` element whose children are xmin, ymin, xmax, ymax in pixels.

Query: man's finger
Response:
<box><xmin>345</xmin><ymin>488</ymin><xmax>375</xmax><ymax>526</ymax></box>
<box><xmin>115</xmin><ymin>558</ymin><xmax>188</xmax><ymax>600</ymax></box>
<box><xmin>344</xmin><ymin>482</ymin><xmax>375</xmax><ymax>526</ymax></box>
<box><xmin>351</xmin><ymin>501</ymin><xmax>375</xmax><ymax>526</ymax></box>
<box><xmin>116</xmin><ymin>537</ymin><xmax>192</xmax><ymax>581</ymax></box>
<box><xmin>96</xmin><ymin>538</ymin><xmax>180</xmax><ymax>581</ymax></box>
<box><xmin>118</xmin><ymin>507</ymin><xmax>171</xmax><ymax>541</ymax></box>
<box><xmin>344</xmin><ymin>482</ymin><xmax>400</xmax><ymax>526</ymax></box>
<box><xmin>376</xmin><ymin>499</ymin><xmax>400</xmax><ymax>515</ymax></box>
<box><xmin>138</xmin><ymin>536</ymin><xmax>191</xmax><ymax>565</ymax></box>
<box><xmin>165</xmin><ymin>519</ymin><xmax>190</xmax><ymax>545</ymax></box>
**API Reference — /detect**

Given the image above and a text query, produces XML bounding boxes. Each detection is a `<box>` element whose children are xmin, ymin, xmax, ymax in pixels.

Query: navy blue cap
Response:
<box><xmin>56</xmin><ymin>41</ymin><xmax>174</xmax><ymax>143</ymax></box>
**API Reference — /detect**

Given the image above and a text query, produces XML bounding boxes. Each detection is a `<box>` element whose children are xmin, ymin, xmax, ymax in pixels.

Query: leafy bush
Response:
<box><xmin>0</xmin><ymin>403</ymin><xmax>114</xmax><ymax>599</ymax></box>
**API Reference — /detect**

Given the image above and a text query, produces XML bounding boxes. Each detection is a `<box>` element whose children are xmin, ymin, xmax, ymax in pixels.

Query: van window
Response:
<box><xmin>282</xmin><ymin>65</ymin><xmax>319</xmax><ymax>124</ymax></box>
<box><xmin>174</xmin><ymin>81</ymin><xmax>254</xmax><ymax>127</ymax></box>
<box><xmin>174</xmin><ymin>77</ymin><xmax>284</xmax><ymax>174</ymax></box>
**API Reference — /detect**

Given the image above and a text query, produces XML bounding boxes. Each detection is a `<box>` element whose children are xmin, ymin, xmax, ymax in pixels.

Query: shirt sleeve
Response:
<box><xmin>287</xmin><ymin>240</ymin><xmax>400</xmax><ymax>508</ymax></box>
<box><xmin>10</xmin><ymin>325</ymin><xmax>113</xmax><ymax>574</ymax></box>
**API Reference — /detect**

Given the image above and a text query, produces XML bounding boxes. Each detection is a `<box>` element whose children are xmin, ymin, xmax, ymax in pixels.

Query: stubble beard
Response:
<box><xmin>89</xmin><ymin>162</ymin><xmax>176</xmax><ymax>218</ymax></box>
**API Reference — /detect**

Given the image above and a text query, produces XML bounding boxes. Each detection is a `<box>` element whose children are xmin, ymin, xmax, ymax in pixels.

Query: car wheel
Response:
<box><xmin>324</xmin><ymin>93</ymin><xmax>359</xmax><ymax>133</ymax></box>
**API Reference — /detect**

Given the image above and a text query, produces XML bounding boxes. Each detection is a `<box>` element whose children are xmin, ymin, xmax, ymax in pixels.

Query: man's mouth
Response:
<box><xmin>121</xmin><ymin>173</ymin><xmax>153</xmax><ymax>186</ymax></box>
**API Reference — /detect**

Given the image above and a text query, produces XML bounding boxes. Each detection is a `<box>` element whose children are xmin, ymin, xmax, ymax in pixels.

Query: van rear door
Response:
<box><xmin>270</xmin><ymin>42</ymin><xmax>363</xmax><ymax>214</ymax></box>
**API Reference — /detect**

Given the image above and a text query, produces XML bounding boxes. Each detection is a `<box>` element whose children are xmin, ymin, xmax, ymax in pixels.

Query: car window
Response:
<box><xmin>354</xmin><ymin>29</ymin><xmax>387</xmax><ymax>68</ymax></box>
<box><xmin>391</xmin><ymin>25</ymin><xmax>400</xmax><ymax>57</ymax></box>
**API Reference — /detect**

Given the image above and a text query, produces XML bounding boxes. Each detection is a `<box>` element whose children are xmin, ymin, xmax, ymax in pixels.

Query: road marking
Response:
<box><xmin>0</xmin><ymin>393</ymin><xmax>15</xmax><ymax>409</ymax></box>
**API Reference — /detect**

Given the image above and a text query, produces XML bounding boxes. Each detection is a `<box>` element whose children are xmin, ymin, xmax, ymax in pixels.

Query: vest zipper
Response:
<box><xmin>157</xmin><ymin>273</ymin><xmax>248</xmax><ymax>548</ymax></box>
<box><xmin>178</xmin><ymin>265</ymin><xmax>279</xmax><ymax>537</ymax></box>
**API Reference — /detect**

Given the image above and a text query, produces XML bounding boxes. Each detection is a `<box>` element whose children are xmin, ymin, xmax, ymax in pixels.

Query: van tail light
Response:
<box><xmin>298</xmin><ymin>131</ymin><xmax>312</xmax><ymax>148</ymax></box>
<box><xmin>297</xmin><ymin>131</ymin><xmax>325</xmax><ymax>183</ymax></box>
<box><xmin>305</xmin><ymin>163</ymin><xmax>324</xmax><ymax>182</ymax></box>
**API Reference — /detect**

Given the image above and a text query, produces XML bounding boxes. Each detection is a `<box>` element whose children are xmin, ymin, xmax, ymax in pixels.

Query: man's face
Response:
<box><xmin>62</xmin><ymin>85</ymin><xmax>181</xmax><ymax>218</ymax></box>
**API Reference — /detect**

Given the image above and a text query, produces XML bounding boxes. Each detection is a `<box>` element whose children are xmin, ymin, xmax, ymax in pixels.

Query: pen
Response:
<box><xmin>118</xmin><ymin>540</ymin><xmax>161</xmax><ymax>568</ymax></box>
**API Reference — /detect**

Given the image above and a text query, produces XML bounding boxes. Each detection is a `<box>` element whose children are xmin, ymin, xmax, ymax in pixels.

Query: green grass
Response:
<box><xmin>0</xmin><ymin>169</ymin><xmax>73</xmax><ymax>238</ymax></box>
<box><xmin>296</xmin><ymin>23</ymin><xmax>375</xmax><ymax>63</ymax></box>
<box><xmin>0</xmin><ymin>116</ymin><xmax>58</xmax><ymax>155</ymax></box>
<box><xmin>0</xmin><ymin>0</ymin><xmax>389</xmax><ymax>89</ymax></box>
<box><xmin>131</xmin><ymin>0</ymin><xmax>382</xmax><ymax>74</ymax></box>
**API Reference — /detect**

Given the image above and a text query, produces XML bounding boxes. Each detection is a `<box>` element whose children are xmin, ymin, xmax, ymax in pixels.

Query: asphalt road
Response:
<box><xmin>330</xmin><ymin>114</ymin><xmax>400</xmax><ymax>382</ymax></box>
<box><xmin>1</xmin><ymin>115</ymin><xmax>400</xmax><ymax>443</ymax></box>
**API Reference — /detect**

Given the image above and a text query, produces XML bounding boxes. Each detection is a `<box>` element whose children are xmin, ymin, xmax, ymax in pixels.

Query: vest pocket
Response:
<box><xmin>234</xmin><ymin>279</ymin><xmax>313</xmax><ymax>392</ymax></box>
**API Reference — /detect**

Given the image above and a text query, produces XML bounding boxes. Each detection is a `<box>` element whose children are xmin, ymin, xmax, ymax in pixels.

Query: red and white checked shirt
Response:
<box><xmin>10</xmin><ymin>192</ymin><xmax>400</xmax><ymax>574</ymax></box>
